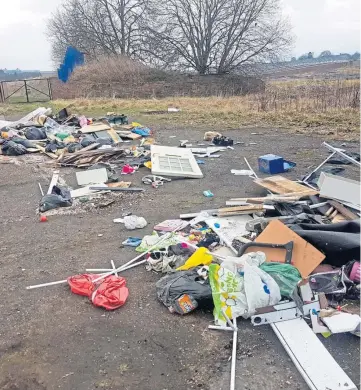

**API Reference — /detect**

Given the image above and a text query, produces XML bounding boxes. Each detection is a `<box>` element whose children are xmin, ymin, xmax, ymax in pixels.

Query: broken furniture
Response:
<box><xmin>151</xmin><ymin>145</ymin><xmax>203</xmax><ymax>178</ymax></box>
<box><xmin>244</xmin><ymin>220</ymin><xmax>325</xmax><ymax>278</ymax></box>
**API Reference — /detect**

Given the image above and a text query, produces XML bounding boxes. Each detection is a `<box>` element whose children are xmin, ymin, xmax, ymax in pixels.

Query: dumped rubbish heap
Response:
<box><xmin>6</xmin><ymin>107</ymin><xmax>360</xmax><ymax>390</ymax></box>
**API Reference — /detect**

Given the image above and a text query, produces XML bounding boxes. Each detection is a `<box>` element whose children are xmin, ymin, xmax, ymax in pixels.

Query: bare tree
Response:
<box><xmin>47</xmin><ymin>0</ymin><xmax>150</xmax><ymax>65</ymax></box>
<box><xmin>48</xmin><ymin>0</ymin><xmax>292</xmax><ymax>74</ymax></box>
<box><xmin>147</xmin><ymin>0</ymin><xmax>292</xmax><ymax>74</ymax></box>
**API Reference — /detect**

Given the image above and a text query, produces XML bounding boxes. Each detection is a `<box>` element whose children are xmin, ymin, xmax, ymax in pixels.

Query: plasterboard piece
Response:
<box><xmin>76</xmin><ymin>168</ymin><xmax>108</xmax><ymax>186</ymax></box>
<box><xmin>272</xmin><ymin>318</ymin><xmax>357</xmax><ymax>390</ymax></box>
<box><xmin>318</xmin><ymin>172</ymin><xmax>360</xmax><ymax>207</ymax></box>
<box><xmin>151</xmin><ymin>145</ymin><xmax>203</xmax><ymax>178</ymax></box>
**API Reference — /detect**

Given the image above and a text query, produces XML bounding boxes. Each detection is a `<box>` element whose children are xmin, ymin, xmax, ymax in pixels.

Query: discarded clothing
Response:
<box><xmin>146</xmin><ymin>253</ymin><xmax>187</xmax><ymax>273</ymax></box>
<box><xmin>132</xmin><ymin>127</ymin><xmax>151</xmax><ymax>137</ymax></box>
<box><xmin>288</xmin><ymin>220</ymin><xmax>360</xmax><ymax>267</ymax></box>
<box><xmin>135</xmin><ymin>232</ymin><xmax>179</xmax><ymax>253</ymax></box>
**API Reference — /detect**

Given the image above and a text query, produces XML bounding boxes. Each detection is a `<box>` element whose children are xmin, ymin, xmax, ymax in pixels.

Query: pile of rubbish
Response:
<box><xmin>12</xmin><ymin>107</ymin><xmax>360</xmax><ymax>390</ymax></box>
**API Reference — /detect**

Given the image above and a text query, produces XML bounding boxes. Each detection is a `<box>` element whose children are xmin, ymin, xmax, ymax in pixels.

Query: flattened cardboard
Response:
<box><xmin>245</xmin><ymin>220</ymin><xmax>325</xmax><ymax>278</ymax></box>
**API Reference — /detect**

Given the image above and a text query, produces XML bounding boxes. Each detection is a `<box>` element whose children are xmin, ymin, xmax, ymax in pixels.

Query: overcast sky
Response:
<box><xmin>0</xmin><ymin>0</ymin><xmax>359</xmax><ymax>70</ymax></box>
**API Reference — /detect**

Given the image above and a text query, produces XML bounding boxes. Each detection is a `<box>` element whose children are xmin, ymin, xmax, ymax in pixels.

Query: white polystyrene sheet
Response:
<box><xmin>272</xmin><ymin>318</ymin><xmax>357</xmax><ymax>390</ymax></box>
<box><xmin>322</xmin><ymin>313</ymin><xmax>361</xmax><ymax>333</ymax></box>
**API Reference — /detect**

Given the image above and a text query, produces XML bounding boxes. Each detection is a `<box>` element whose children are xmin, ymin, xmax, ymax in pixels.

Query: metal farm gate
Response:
<box><xmin>0</xmin><ymin>78</ymin><xmax>53</xmax><ymax>103</ymax></box>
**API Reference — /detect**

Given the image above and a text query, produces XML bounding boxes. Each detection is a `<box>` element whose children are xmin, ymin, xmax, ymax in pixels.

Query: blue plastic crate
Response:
<box><xmin>258</xmin><ymin>154</ymin><xmax>284</xmax><ymax>174</ymax></box>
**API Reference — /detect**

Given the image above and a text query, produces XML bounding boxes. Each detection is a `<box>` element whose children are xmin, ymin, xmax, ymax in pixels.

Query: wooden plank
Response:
<box><xmin>47</xmin><ymin>171</ymin><xmax>59</xmax><ymax>194</ymax></box>
<box><xmin>272</xmin><ymin>319</ymin><xmax>357</xmax><ymax>390</ymax></box>
<box><xmin>229</xmin><ymin>194</ymin><xmax>306</xmax><ymax>202</ymax></box>
<box><xmin>80</xmin><ymin>123</ymin><xmax>111</xmax><ymax>134</ymax></box>
<box><xmin>247</xmin><ymin>219</ymin><xmax>325</xmax><ymax>278</ymax></box>
<box><xmin>254</xmin><ymin>176</ymin><xmax>318</xmax><ymax>196</ymax></box>
<box><xmin>218</xmin><ymin>205</ymin><xmax>264</xmax><ymax>214</ymax></box>
<box><xmin>318</xmin><ymin>172</ymin><xmax>360</xmax><ymax>207</ymax></box>
<box><xmin>327</xmin><ymin>200</ymin><xmax>358</xmax><ymax>221</ymax></box>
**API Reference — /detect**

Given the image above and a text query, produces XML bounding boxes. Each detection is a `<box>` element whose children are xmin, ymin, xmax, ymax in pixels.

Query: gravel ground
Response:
<box><xmin>0</xmin><ymin>125</ymin><xmax>359</xmax><ymax>390</ymax></box>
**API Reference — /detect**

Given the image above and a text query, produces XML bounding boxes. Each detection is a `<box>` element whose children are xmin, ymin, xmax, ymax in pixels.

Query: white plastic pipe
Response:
<box><xmin>92</xmin><ymin>223</ymin><xmax>188</xmax><ymax>283</ymax></box>
<box><xmin>26</xmin><ymin>279</ymin><xmax>68</xmax><ymax>290</ymax></box>
<box><xmin>208</xmin><ymin>325</ymin><xmax>234</xmax><ymax>332</ymax></box>
<box><xmin>230</xmin><ymin>317</ymin><xmax>238</xmax><ymax>390</ymax></box>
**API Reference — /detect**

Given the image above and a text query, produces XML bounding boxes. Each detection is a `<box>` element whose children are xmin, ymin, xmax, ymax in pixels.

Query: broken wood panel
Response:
<box><xmin>218</xmin><ymin>205</ymin><xmax>264</xmax><ymax>213</ymax></box>
<box><xmin>254</xmin><ymin>176</ymin><xmax>318</xmax><ymax>196</ymax></box>
<box><xmin>80</xmin><ymin>123</ymin><xmax>111</xmax><ymax>134</ymax></box>
<box><xmin>247</xmin><ymin>219</ymin><xmax>325</xmax><ymax>278</ymax></box>
<box><xmin>328</xmin><ymin>200</ymin><xmax>358</xmax><ymax>220</ymax></box>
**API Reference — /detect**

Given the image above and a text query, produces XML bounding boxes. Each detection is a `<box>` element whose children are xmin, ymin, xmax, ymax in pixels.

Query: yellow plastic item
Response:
<box><xmin>63</xmin><ymin>135</ymin><xmax>76</xmax><ymax>144</ymax></box>
<box><xmin>144</xmin><ymin>161</ymin><xmax>152</xmax><ymax>169</ymax></box>
<box><xmin>131</xmin><ymin>121</ymin><xmax>142</xmax><ymax>128</ymax></box>
<box><xmin>176</xmin><ymin>247</ymin><xmax>213</xmax><ymax>271</ymax></box>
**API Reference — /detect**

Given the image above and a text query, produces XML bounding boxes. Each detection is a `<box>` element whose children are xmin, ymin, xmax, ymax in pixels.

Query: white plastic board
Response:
<box><xmin>76</xmin><ymin>168</ymin><xmax>108</xmax><ymax>186</ymax></box>
<box><xmin>151</xmin><ymin>145</ymin><xmax>203</xmax><ymax>178</ymax></box>
<box><xmin>318</xmin><ymin>172</ymin><xmax>360</xmax><ymax>207</ymax></box>
<box><xmin>272</xmin><ymin>318</ymin><xmax>357</xmax><ymax>390</ymax></box>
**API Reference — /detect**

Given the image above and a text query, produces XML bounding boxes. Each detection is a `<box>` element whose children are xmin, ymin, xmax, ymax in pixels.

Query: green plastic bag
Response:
<box><xmin>260</xmin><ymin>262</ymin><xmax>301</xmax><ymax>298</ymax></box>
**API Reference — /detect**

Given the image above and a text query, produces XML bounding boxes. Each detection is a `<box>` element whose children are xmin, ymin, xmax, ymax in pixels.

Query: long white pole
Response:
<box><xmin>230</xmin><ymin>317</ymin><xmax>238</xmax><ymax>390</ymax></box>
<box><xmin>92</xmin><ymin>223</ymin><xmax>187</xmax><ymax>283</ymax></box>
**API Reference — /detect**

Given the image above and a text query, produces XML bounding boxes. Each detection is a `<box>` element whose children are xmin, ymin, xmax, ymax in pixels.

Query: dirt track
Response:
<box><xmin>0</xmin><ymin>125</ymin><xmax>359</xmax><ymax>390</ymax></box>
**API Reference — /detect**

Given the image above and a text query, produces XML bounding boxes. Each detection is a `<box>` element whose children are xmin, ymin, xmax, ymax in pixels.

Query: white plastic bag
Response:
<box><xmin>114</xmin><ymin>215</ymin><xmax>147</xmax><ymax>230</ymax></box>
<box><xmin>244</xmin><ymin>261</ymin><xmax>281</xmax><ymax>314</ymax></box>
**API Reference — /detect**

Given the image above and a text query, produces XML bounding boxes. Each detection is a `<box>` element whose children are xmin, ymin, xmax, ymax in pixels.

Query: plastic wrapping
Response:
<box><xmin>209</xmin><ymin>256</ymin><xmax>281</xmax><ymax>324</ymax></box>
<box><xmin>1</xmin><ymin>140</ymin><xmax>28</xmax><ymax>156</ymax></box>
<box><xmin>260</xmin><ymin>262</ymin><xmax>302</xmax><ymax>298</ymax></box>
<box><xmin>156</xmin><ymin>269</ymin><xmax>213</xmax><ymax>314</ymax></box>
<box><xmin>39</xmin><ymin>185</ymin><xmax>73</xmax><ymax>212</ymax></box>
<box><xmin>25</xmin><ymin>127</ymin><xmax>47</xmax><ymax>140</ymax></box>
<box><xmin>309</xmin><ymin>269</ymin><xmax>346</xmax><ymax>295</ymax></box>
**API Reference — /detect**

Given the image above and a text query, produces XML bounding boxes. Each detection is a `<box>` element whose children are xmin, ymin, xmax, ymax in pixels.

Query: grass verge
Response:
<box><xmin>0</xmin><ymin>95</ymin><xmax>359</xmax><ymax>140</ymax></box>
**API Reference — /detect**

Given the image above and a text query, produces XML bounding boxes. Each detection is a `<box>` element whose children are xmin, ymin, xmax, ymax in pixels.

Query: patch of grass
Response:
<box><xmin>1</xmin><ymin>79</ymin><xmax>359</xmax><ymax>140</ymax></box>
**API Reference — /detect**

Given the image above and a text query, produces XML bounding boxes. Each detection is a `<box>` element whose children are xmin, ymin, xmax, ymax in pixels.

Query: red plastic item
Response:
<box><xmin>91</xmin><ymin>275</ymin><xmax>129</xmax><ymax>310</ymax></box>
<box><xmin>67</xmin><ymin>274</ymin><xmax>129</xmax><ymax>310</ymax></box>
<box><xmin>67</xmin><ymin>274</ymin><xmax>100</xmax><ymax>297</ymax></box>
<box><xmin>121</xmin><ymin>164</ymin><xmax>136</xmax><ymax>175</ymax></box>
<box><xmin>40</xmin><ymin>215</ymin><xmax>48</xmax><ymax>222</ymax></box>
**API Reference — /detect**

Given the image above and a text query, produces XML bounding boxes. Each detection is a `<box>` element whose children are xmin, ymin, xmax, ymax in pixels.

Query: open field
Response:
<box><xmin>1</xmin><ymin>76</ymin><xmax>360</xmax><ymax>140</ymax></box>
